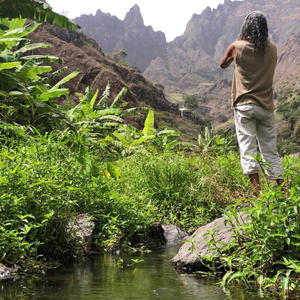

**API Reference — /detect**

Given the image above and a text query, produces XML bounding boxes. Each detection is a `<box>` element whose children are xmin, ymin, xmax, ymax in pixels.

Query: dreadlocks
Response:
<box><xmin>239</xmin><ymin>11</ymin><xmax>269</xmax><ymax>51</ymax></box>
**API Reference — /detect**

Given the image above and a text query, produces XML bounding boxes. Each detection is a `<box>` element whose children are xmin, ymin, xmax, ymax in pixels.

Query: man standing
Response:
<box><xmin>220</xmin><ymin>11</ymin><xmax>283</xmax><ymax>192</ymax></box>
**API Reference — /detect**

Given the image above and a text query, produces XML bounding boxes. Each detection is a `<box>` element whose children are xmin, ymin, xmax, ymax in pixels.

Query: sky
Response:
<box><xmin>46</xmin><ymin>0</ymin><xmax>226</xmax><ymax>41</ymax></box>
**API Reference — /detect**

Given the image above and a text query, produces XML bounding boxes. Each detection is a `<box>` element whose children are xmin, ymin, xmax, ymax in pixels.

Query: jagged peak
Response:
<box><xmin>124</xmin><ymin>4</ymin><xmax>144</xmax><ymax>26</ymax></box>
<box><xmin>95</xmin><ymin>9</ymin><xmax>102</xmax><ymax>15</ymax></box>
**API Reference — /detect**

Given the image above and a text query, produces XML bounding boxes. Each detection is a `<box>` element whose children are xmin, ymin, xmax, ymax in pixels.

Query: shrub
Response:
<box><xmin>205</xmin><ymin>156</ymin><xmax>300</xmax><ymax>296</ymax></box>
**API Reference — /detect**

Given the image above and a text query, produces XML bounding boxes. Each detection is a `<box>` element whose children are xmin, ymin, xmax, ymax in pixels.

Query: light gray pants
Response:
<box><xmin>234</xmin><ymin>104</ymin><xmax>283</xmax><ymax>179</ymax></box>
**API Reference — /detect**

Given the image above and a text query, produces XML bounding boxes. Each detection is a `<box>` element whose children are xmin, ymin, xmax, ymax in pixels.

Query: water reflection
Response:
<box><xmin>0</xmin><ymin>247</ymin><xmax>276</xmax><ymax>300</ymax></box>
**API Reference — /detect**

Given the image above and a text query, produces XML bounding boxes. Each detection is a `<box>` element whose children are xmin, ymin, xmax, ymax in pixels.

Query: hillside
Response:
<box><xmin>29</xmin><ymin>24</ymin><xmax>203</xmax><ymax>137</ymax></box>
<box><xmin>275</xmin><ymin>33</ymin><xmax>300</xmax><ymax>90</ymax></box>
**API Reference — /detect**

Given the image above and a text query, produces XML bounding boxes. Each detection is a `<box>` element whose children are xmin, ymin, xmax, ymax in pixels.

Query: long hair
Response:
<box><xmin>239</xmin><ymin>11</ymin><xmax>269</xmax><ymax>51</ymax></box>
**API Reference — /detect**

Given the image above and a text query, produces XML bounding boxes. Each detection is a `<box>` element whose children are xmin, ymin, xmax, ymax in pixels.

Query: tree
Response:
<box><xmin>0</xmin><ymin>0</ymin><xmax>79</xmax><ymax>30</ymax></box>
<box><xmin>112</xmin><ymin>49</ymin><xmax>128</xmax><ymax>61</ymax></box>
<box><xmin>184</xmin><ymin>95</ymin><xmax>198</xmax><ymax>110</ymax></box>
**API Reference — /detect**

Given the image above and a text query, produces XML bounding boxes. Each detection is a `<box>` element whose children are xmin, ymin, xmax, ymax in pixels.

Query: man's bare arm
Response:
<box><xmin>220</xmin><ymin>44</ymin><xmax>236</xmax><ymax>69</ymax></box>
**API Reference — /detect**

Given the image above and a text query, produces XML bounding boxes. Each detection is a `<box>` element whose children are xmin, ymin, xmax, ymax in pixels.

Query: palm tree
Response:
<box><xmin>0</xmin><ymin>0</ymin><xmax>79</xmax><ymax>30</ymax></box>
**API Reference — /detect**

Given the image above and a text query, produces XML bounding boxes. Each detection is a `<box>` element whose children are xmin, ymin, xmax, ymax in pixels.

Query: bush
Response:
<box><xmin>0</xmin><ymin>133</ymin><xmax>154</xmax><ymax>268</ymax></box>
<box><xmin>205</xmin><ymin>156</ymin><xmax>300</xmax><ymax>296</ymax></box>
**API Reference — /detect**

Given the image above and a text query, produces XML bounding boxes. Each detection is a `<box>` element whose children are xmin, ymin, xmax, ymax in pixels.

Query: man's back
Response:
<box><xmin>232</xmin><ymin>39</ymin><xmax>277</xmax><ymax>110</ymax></box>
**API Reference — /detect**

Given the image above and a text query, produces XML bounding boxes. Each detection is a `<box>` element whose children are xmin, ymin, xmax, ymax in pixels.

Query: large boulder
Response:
<box><xmin>172</xmin><ymin>212</ymin><xmax>248</xmax><ymax>271</ymax></box>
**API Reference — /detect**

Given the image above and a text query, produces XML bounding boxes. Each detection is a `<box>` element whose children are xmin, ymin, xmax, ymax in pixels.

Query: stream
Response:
<box><xmin>0</xmin><ymin>246</ymin><xmax>276</xmax><ymax>299</ymax></box>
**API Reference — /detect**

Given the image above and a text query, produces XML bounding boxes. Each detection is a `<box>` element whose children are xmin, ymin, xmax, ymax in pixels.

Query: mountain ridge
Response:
<box><xmin>29</xmin><ymin>24</ymin><xmax>204</xmax><ymax>137</ymax></box>
<box><xmin>74</xmin><ymin>6</ymin><xmax>167</xmax><ymax>72</ymax></box>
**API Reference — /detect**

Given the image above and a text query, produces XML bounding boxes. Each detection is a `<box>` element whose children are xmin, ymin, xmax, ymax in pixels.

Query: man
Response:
<box><xmin>220</xmin><ymin>11</ymin><xmax>283</xmax><ymax>192</ymax></box>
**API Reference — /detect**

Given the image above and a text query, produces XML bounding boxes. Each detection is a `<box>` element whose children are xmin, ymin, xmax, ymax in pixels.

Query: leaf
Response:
<box><xmin>131</xmin><ymin>135</ymin><xmax>155</xmax><ymax>147</ymax></box>
<box><xmin>111</xmin><ymin>87</ymin><xmax>127</xmax><ymax>108</ymax></box>
<box><xmin>9</xmin><ymin>17</ymin><xmax>26</xmax><ymax>30</ymax></box>
<box><xmin>104</xmin><ymin>169</ymin><xmax>111</xmax><ymax>179</ymax></box>
<box><xmin>97</xmin><ymin>83</ymin><xmax>110</xmax><ymax>108</ymax></box>
<box><xmin>107</xmin><ymin>162</ymin><xmax>121</xmax><ymax>180</ymax></box>
<box><xmin>16</xmin><ymin>59</ymin><xmax>52</xmax><ymax>80</ymax></box>
<box><xmin>142</xmin><ymin>109</ymin><xmax>156</xmax><ymax>136</ymax></box>
<box><xmin>3</xmin><ymin>21</ymin><xmax>40</xmax><ymax>39</ymax></box>
<box><xmin>39</xmin><ymin>88</ymin><xmax>69</xmax><ymax>101</ymax></box>
<box><xmin>52</xmin><ymin>70</ymin><xmax>80</xmax><ymax>90</ymax></box>
<box><xmin>221</xmin><ymin>271</ymin><xmax>233</xmax><ymax>287</ymax></box>
<box><xmin>0</xmin><ymin>89</ymin><xmax>8</xmax><ymax>97</ymax></box>
<box><xmin>15</xmin><ymin>42</ymin><xmax>53</xmax><ymax>56</ymax></box>
<box><xmin>90</xmin><ymin>89</ymin><xmax>99</xmax><ymax>109</ymax></box>
<box><xmin>113</xmin><ymin>131</ymin><xmax>129</xmax><ymax>147</ymax></box>
<box><xmin>21</xmin><ymin>54</ymin><xmax>62</xmax><ymax>64</ymax></box>
<box><xmin>0</xmin><ymin>37</ymin><xmax>25</xmax><ymax>44</ymax></box>
<box><xmin>281</xmin><ymin>272</ymin><xmax>291</xmax><ymax>294</ymax></box>
<box><xmin>96</xmin><ymin>108</ymin><xmax>122</xmax><ymax>117</ymax></box>
<box><xmin>9</xmin><ymin>91</ymin><xmax>28</xmax><ymax>96</ymax></box>
<box><xmin>0</xmin><ymin>61</ymin><xmax>20</xmax><ymax>71</ymax></box>
<box><xmin>0</xmin><ymin>1</ymin><xmax>79</xmax><ymax>30</ymax></box>
<box><xmin>42</xmin><ymin>210</ymin><xmax>54</xmax><ymax>223</ymax></box>
<box><xmin>227</xmin><ymin>271</ymin><xmax>245</xmax><ymax>284</ymax></box>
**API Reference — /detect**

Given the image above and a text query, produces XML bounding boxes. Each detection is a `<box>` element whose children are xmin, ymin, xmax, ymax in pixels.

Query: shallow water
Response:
<box><xmin>0</xmin><ymin>246</ymin><xmax>276</xmax><ymax>300</ymax></box>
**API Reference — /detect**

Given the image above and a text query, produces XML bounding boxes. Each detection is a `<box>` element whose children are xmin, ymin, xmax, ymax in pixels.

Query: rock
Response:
<box><xmin>162</xmin><ymin>225</ymin><xmax>188</xmax><ymax>245</ymax></box>
<box><xmin>172</xmin><ymin>212</ymin><xmax>248</xmax><ymax>271</ymax></box>
<box><xmin>0</xmin><ymin>263</ymin><xmax>19</xmax><ymax>280</ymax></box>
<box><xmin>68</xmin><ymin>213</ymin><xmax>95</xmax><ymax>254</ymax></box>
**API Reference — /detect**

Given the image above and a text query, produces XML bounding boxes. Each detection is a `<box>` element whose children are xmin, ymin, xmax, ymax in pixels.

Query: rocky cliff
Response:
<box><xmin>275</xmin><ymin>33</ymin><xmax>300</xmax><ymax>89</ymax></box>
<box><xmin>144</xmin><ymin>0</ymin><xmax>300</xmax><ymax>126</ymax></box>
<box><xmin>145</xmin><ymin>0</ymin><xmax>300</xmax><ymax>89</ymax></box>
<box><xmin>74</xmin><ymin>5</ymin><xmax>167</xmax><ymax>72</ymax></box>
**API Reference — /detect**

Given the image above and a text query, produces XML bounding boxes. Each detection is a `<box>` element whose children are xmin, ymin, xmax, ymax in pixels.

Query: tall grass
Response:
<box><xmin>108</xmin><ymin>149</ymin><xmax>251</xmax><ymax>231</ymax></box>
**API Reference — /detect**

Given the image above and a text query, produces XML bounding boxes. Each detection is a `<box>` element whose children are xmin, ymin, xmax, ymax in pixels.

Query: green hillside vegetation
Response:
<box><xmin>0</xmin><ymin>5</ymin><xmax>299</xmax><ymax>296</ymax></box>
<box><xmin>276</xmin><ymin>87</ymin><xmax>300</xmax><ymax>154</ymax></box>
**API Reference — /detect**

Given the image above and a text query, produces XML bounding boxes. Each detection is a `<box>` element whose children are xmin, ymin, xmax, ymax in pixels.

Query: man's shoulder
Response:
<box><xmin>233</xmin><ymin>40</ymin><xmax>251</xmax><ymax>53</ymax></box>
<box><xmin>233</xmin><ymin>40</ymin><xmax>249</xmax><ymax>47</ymax></box>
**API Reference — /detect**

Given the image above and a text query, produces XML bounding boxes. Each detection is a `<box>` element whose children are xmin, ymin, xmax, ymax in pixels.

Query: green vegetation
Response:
<box><xmin>0</xmin><ymin>16</ymin><xmax>243</xmax><ymax>269</ymax></box>
<box><xmin>0</xmin><ymin>5</ymin><xmax>299</xmax><ymax>297</ymax></box>
<box><xmin>203</xmin><ymin>156</ymin><xmax>300</xmax><ymax>297</ymax></box>
<box><xmin>277</xmin><ymin>87</ymin><xmax>300</xmax><ymax>154</ymax></box>
<box><xmin>184</xmin><ymin>95</ymin><xmax>198</xmax><ymax>110</ymax></box>
<box><xmin>0</xmin><ymin>0</ymin><xmax>78</xmax><ymax>30</ymax></box>
<box><xmin>166</xmin><ymin>92</ymin><xmax>184</xmax><ymax>103</ymax></box>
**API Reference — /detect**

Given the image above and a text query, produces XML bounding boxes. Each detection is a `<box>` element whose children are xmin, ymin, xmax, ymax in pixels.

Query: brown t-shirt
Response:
<box><xmin>232</xmin><ymin>39</ymin><xmax>277</xmax><ymax>110</ymax></box>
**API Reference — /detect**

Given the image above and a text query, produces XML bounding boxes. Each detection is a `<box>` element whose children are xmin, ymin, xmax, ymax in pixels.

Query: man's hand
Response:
<box><xmin>220</xmin><ymin>44</ymin><xmax>236</xmax><ymax>69</ymax></box>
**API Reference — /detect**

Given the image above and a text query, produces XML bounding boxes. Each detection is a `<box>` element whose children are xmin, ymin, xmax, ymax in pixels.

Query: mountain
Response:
<box><xmin>145</xmin><ymin>0</ymin><xmax>300</xmax><ymax>96</ymax></box>
<box><xmin>70</xmin><ymin>0</ymin><xmax>300</xmax><ymax>129</ymax></box>
<box><xmin>28</xmin><ymin>24</ymin><xmax>203</xmax><ymax>136</ymax></box>
<box><xmin>275</xmin><ymin>33</ymin><xmax>300</xmax><ymax>89</ymax></box>
<box><xmin>74</xmin><ymin>5</ymin><xmax>167</xmax><ymax>72</ymax></box>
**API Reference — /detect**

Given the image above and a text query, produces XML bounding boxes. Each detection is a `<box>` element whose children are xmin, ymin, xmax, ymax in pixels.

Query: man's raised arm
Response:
<box><xmin>220</xmin><ymin>44</ymin><xmax>236</xmax><ymax>69</ymax></box>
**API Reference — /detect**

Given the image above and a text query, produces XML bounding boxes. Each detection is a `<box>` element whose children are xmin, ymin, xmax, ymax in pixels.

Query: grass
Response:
<box><xmin>166</xmin><ymin>92</ymin><xmax>184</xmax><ymax>104</ymax></box>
